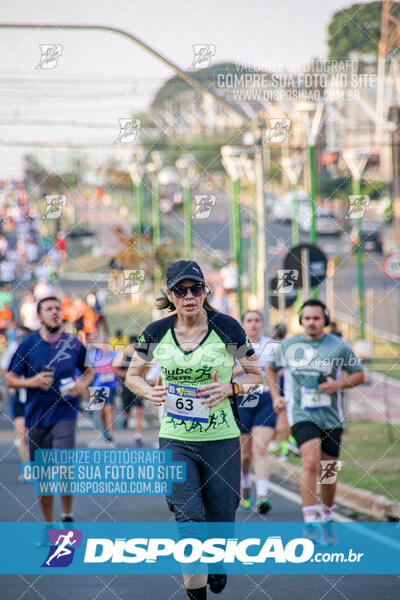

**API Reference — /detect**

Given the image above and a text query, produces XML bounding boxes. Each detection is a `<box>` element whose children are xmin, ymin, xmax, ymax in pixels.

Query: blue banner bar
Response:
<box><xmin>0</xmin><ymin>522</ymin><xmax>399</xmax><ymax>574</ymax></box>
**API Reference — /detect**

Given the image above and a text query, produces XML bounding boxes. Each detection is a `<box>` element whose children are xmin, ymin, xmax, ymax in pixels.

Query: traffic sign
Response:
<box><xmin>269</xmin><ymin>276</ymin><xmax>297</xmax><ymax>309</ymax></box>
<box><xmin>383</xmin><ymin>252</ymin><xmax>400</xmax><ymax>280</ymax></box>
<box><xmin>283</xmin><ymin>244</ymin><xmax>327</xmax><ymax>288</ymax></box>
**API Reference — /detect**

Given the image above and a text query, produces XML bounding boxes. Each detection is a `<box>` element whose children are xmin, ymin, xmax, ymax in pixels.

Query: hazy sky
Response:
<box><xmin>0</xmin><ymin>0</ymin><xmax>364</xmax><ymax>176</ymax></box>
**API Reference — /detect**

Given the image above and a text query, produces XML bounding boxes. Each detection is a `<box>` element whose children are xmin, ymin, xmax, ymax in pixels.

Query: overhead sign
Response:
<box><xmin>283</xmin><ymin>244</ymin><xmax>327</xmax><ymax>288</ymax></box>
<box><xmin>269</xmin><ymin>276</ymin><xmax>297</xmax><ymax>310</ymax></box>
<box><xmin>383</xmin><ymin>252</ymin><xmax>400</xmax><ymax>280</ymax></box>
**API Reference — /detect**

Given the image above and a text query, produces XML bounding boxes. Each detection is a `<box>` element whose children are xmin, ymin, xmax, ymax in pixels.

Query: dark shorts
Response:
<box><xmin>291</xmin><ymin>421</ymin><xmax>342</xmax><ymax>458</ymax></box>
<box><xmin>11</xmin><ymin>397</ymin><xmax>25</xmax><ymax>419</ymax></box>
<box><xmin>159</xmin><ymin>436</ymin><xmax>240</xmax><ymax>522</ymax></box>
<box><xmin>122</xmin><ymin>387</ymin><xmax>143</xmax><ymax>411</ymax></box>
<box><xmin>237</xmin><ymin>391</ymin><xmax>277</xmax><ymax>433</ymax></box>
<box><xmin>103</xmin><ymin>387</ymin><xmax>117</xmax><ymax>405</ymax></box>
<box><xmin>27</xmin><ymin>419</ymin><xmax>76</xmax><ymax>462</ymax></box>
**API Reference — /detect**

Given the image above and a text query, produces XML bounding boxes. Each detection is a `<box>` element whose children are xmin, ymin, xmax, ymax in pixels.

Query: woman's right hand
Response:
<box><xmin>147</xmin><ymin>376</ymin><xmax>168</xmax><ymax>406</ymax></box>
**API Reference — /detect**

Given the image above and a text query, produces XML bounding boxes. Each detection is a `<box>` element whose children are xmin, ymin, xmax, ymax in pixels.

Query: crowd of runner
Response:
<box><xmin>0</xmin><ymin>183</ymin><xmax>366</xmax><ymax>600</ymax></box>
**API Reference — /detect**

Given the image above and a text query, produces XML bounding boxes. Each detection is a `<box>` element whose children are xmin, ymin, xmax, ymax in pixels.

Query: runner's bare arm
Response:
<box><xmin>112</xmin><ymin>349</ymin><xmax>128</xmax><ymax>379</ymax></box>
<box><xmin>266</xmin><ymin>364</ymin><xmax>285</xmax><ymax>412</ymax></box>
<box><xmin>319</xmin><ymin>370</ymin><xmax>364</xmax><ymax>394</ymax></box>
<box><xmin>235</xmin><ymin>352</ymin><xmax>263</xmax><ymax>392</ymax></box>
<box><xmin>68</xmin><ymin>366</ymin><xmax>96</xmax><ymax>397</ymax></box>
<box><xmin>5</xmin><ymin>370</ymin><xmax>54</xmax><ymax>390</ymax></box>
<box><xmin>126</xmin><ymin>351</ymin><xmax>167</xmax><ymax>405</ymax></box>
<box><xmin>232</xmin><ymin>364</ymin><xmax>245</xmax><ymax>378</ymax></box>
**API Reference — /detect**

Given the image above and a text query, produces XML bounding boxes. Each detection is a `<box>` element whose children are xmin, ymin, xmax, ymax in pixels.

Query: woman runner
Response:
<box><xmin>126</xmin><ymin>260</ymin><xmax>262</xmax><ymax>600</ymax></box>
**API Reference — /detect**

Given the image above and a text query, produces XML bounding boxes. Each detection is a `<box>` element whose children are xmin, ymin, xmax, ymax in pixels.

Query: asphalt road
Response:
<box><xmin>0</xmin><ymin>416</ymin><xmax>398</xmax><ymax>600</ymax></box>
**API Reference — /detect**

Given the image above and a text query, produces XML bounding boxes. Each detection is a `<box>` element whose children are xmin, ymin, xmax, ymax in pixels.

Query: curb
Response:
<box><xmin>269</xmin><ymin>456</ymin><xmax>400</xmax><ymax>521</ymax></box>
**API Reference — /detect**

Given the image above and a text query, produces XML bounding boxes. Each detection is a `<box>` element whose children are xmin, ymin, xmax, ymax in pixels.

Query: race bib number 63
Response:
<box><xmin>166</xmin><ymin>383</ymin><xmax>210</xmax><ymax>423</ymax></box>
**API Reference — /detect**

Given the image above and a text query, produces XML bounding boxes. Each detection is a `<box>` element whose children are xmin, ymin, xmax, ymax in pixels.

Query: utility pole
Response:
<box><xmin>343</xmin><ymin>151</ymin><xmax>368</xmax><ymax>340</ymax></box>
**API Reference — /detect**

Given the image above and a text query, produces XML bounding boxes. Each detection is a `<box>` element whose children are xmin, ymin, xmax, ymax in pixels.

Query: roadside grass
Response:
<box><xmin>368</xmin><ymin>363</ymin><xmax>400</xmax><ymax>381</ymax></box>
<box><xmin>282</xmin><ymin>421</ymin><xmax>400</xmax><ymax>501</ymax></box>
<box><xmin>365</xmin><ymin>342</ymin><xmax>400</xmax><ymax>380</ymax></box>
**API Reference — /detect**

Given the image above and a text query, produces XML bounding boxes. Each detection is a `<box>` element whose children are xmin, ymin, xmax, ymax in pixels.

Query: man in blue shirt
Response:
<box><xmin>6</xmin><ymin>296</ymin><xmax>95</xmax><ymax>526</ymax></box>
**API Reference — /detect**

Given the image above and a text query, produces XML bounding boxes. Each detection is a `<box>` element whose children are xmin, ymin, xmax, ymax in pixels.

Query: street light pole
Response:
<box><xmin>222</xmin><ymin>146</ymin><xmax>245</xmax><ymax>317</ymax></box>
<box><xmin>184</xmin><ymin>186</ymin><xmax>192</xmax><ymax>259</ymax></box>
<box><xmin>309</xmin><ymin>144</ymin><xmax>317</xmax><ymax>246</ymax></box>
<box><xmin>176</xmin><ymin>154</ymin><xmax>196</xmax><ymax>260</ymax></box>
<box><xmin>297</xmin><ymin>101</ymin><xmax>324</xmax><ymax>299</ymax></box>
<box><xmin>281</xmin><ymin>156</ymin><xmax>303</xmax><ymax>247</ymax></box>
<box><xmin>146</xmin><ymin>153</ymin><xmax>164</xmax><ymax>293</ymax></box>
<box><xmin>254</xmin><ymin>128</ymin><xmax>269</xmax><ymax>330</ymax></box>
<box><xmin>232</xmin><ymin>178</ymin><xmax>243</xmax><ymax>314</ymax></box>
<box><xmin>242</xmin><ymin>156</ymin><xmax>257</xmax><ymax>296</ymax></box>
<box><xmin>150</xmin><ymin>151</ymin><xmax>164</xmax><ymax>254</ymax></box>
<box><xmin>137</xmin><ymin>181</ymin><xmax>144</xmax><ymax>235</ymax></box>
<box><xmin>343</xmin><ymin>150</ymin><xmax>368</xmax><ymax>340</ymax></box>
<box><xmin>354</xmin><ymin>176</ymin><xmax>365</xmax><ymax>340</ymax></box>
<box><xmin>128</xmin><ymin>151</ymin><xmax>146</xmax><ymax>238</ymax></box>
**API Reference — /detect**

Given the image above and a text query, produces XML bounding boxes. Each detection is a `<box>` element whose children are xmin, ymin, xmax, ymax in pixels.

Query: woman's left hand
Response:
<box><xmin>196</xmin><ymin>370</ymin><xmax>231</xmax><ymax>408</ymax></box>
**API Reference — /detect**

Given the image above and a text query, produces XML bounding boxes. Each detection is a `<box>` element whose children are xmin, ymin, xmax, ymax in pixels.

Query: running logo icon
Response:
<box><xmin>121</xmin><ymin>270</ymin><xmax>145</xmax><ymax>293</ymax></box>
<box><xmin>320</xmin><ymin>460</ymin><xmax>342</xmax><ymax>484</ymax></box>
<box><xmin>240</xmin><ymin>385</ymin><xmax>264</xmax><ymax>408</ymax></box>
<box><xmin>347</xmin><ymin>195</ymin><xmax>370</xmax><ymax>219</ymax></box>
<box><xmin>42</xmin><ymin>529</ymin><xmax>82</xmax><ymax>568</ymax></box>
<box><xmin>193</xmin><ymin>195</ymin><xmax>216</xmax><ymax>219</ymax></box>
<box><xmin>274</xmin><ymin>270</ymin><xmax>299</xmax><ymax>294</ymax></box>
<box><xmin>266</xmin><ymin>119</ymin><xmax>291</xmax><ymax>143</ymax></box>
<box><xmin>43</xmin><ymin>195</ymin><xmax>67</xmax><ymax>219</ymax></box>
<box><xmin>189</xmin><ymin>44</ymin><xmax>216</xmax><ymax>70</ymax></box>
<box><xmin>36</xmin><ymin>44</ymin><xmax>63</xmax><ymax>69</ymax></box>
<box><xmin>46</xmin><ymin>335</ymin><xmax>77</xmax><ymax>369</ymax></box>
<box><xmin>87</xmin><ymin>386</ymin><xmax>110</xmax><ymax>410</ymax></box>
<box><xmin>115</xmin><ymin>118</ymin><xmax>141</xmax><ymax>143</ymax></box>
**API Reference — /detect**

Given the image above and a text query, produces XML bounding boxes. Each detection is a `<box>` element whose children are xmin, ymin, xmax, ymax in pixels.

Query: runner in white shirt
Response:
<box><xmin>0</xmin><ymin>259</ymin><xmax>16</xmax><ymax>283</ymax></box>
<box><xmin>19</xmin><ymin>293</ymin><xmax>40</xmax><ymax>331</ymax></box>
<box><xmin>233</xmin><ymin>311</ymin><xmax>279</xmax><ymax>513</ymax></box>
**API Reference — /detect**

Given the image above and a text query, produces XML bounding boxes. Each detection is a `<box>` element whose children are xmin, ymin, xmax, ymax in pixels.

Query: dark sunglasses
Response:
<box><xmin>171</xmin><ymin>283</ymin><xmax>205</xmax><ymax>298</ymax></box>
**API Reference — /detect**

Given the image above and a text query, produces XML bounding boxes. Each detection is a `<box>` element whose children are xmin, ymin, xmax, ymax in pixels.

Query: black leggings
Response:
<box><xmin>159</xmin><ymin>437</ymin><xmax>240</xmax><ymax>522</ymax></box>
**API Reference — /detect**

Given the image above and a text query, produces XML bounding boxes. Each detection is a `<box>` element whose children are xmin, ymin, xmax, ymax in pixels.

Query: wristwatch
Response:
<box><xmin>231</xmin><ymin>382</ymin><xmax>240</xmax><ymax>396</ymax></box>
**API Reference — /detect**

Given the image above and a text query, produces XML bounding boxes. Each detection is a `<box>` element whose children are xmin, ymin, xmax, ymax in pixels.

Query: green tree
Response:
<box><xmin>327</xmin><ymin>2</ymin><xmax>400</xmax><ymax>61</ymax></box>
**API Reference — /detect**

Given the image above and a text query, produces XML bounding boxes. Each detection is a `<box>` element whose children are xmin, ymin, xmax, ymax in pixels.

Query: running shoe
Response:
<box><xmin>303</xmin><ymin>523</ymin><xmax>320</xmax><ymax>543</ymax></box>
<box><xmin>256</xmin><ymin>496</ymin><xmax>272</xmax><ymax>514</ymax></box>
<box><xmin>61</xmin><ymin>515</ymin><xmax>75</xmax><ymax>523</ymax></box>
<box><xmin>207</xmin><ymin>573</ymin><xmax>227</xmax><ymax>594</ymax></box>
<box><xmin>321</xmin><ymin>521</ymin><xmax>337</xmax><ymax>545</ymax></box>
<box><xmin>103</xmin><ymin>430</ymin><xmax>113</xmax><ymax>442</ymax></box>
<box><xmin>36</xmin><ymin>522</ymin><xmax>60</xmax><ymax>547</ymax></box>
<box><xmin>240</xmin><ymin>496</ymin><xmax>252</xmax><ymax>510</ymax></box>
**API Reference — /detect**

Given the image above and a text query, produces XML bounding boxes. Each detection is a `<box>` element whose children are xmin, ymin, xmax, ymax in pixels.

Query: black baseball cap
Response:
<box><xmin>166</xmin><ymin>260</ymin><xmax>205</xmax><ymax>289</ymax></box>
